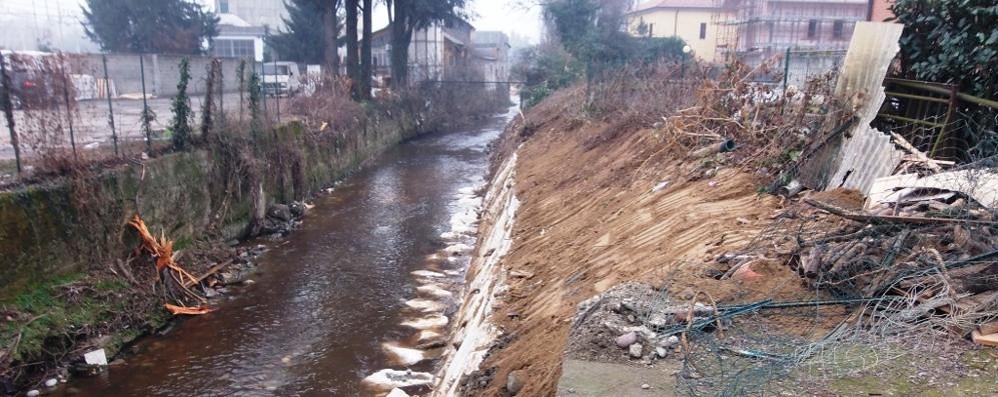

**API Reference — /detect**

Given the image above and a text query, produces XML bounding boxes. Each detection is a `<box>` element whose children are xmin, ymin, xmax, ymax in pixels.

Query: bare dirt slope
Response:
<box><xmin>475</xmin><ymin>91</ymin><xmax>814</xmax><ymax>396</ymax></box>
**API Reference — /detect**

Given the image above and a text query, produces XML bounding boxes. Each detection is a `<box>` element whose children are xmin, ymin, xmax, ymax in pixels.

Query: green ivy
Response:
<box><xmin>170</xmin><ymin>58</ymin><xmax>193</xmax><ymax>150</ymax></box>
<box><xmin>893</xmin><ymin>0</ymin><xmax>998</xmax><ymax>99</ymax></box>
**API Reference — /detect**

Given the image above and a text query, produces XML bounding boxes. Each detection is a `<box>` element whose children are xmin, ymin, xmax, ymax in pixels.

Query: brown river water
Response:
<box><xmin>57</xmin><ymin>106</ymin><xmax>515</xmax><ymax>397</ymax></box>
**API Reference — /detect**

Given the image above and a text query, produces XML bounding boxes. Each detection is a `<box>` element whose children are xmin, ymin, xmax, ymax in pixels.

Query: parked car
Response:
<box><xmin>2</xmin><ymin>51</ymin><xmax>62</xmax><ymax>110</ymax></box>
<box><xmin>262</xmin><ymin>62</ymin><xmax>302</xmax><ymax>96</ymax></box>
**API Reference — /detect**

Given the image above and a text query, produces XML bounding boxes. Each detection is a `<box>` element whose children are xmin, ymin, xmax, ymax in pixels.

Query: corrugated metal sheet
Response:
<box><xmin>821</xmin><ymin>22</ymin><xmax>905</xmax><ymax>195</ymax></box>
<box><xmin>826</xmin><ymin>125</ymin><xmax>904</xmax><ymax>194</ymax></box>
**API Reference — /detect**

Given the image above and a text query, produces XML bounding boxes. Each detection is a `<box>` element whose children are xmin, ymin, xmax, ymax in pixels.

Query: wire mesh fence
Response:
<box><xmin>0</xmin><ymin>51</ymin><xmax>299</xmax><ymax>178</ymax></box>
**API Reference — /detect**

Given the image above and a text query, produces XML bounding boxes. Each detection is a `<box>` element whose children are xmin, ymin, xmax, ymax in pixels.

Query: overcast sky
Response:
<box><xmin>0</xmin><ymin>0</ymin><xmax>542</xmax><ymax>52</ymax></box>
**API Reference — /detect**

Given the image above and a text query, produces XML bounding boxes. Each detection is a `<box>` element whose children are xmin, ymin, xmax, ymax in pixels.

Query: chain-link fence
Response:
<box><xmin>0</xmin><ymin>52</ymin><xmax>300</xmax><ymax>179</ymax></box>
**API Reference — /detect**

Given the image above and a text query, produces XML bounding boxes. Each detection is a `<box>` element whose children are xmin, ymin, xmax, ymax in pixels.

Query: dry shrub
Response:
<box><xmin>585</xmin><ymin>62</ymin><xmax>701</xmax><ymax>122</ymax></box>
<box><xmin>288</xmin><ymin>74</ymin><xmax>365</xmax><ymax>135</ymax></box>
<box><xmin>632</xmin><ymin>59</ymin><xmax>848</xmax><ymax>172</ymax></box>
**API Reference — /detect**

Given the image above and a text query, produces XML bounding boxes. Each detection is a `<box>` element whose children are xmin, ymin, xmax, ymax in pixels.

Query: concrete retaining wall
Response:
<box><xmin>0</xmin><ymin>110</ymin><xmax>420</xmax><ymax>295</ymax></box>
<box><xmin>73</xmin><ymin>54</ymin><xmax>247</xmax><ymax>97</ymax></box>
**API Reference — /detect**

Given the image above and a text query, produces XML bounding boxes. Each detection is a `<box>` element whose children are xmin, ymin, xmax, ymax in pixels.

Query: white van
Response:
<box><xmin>262</xmin><ymin>62</ymin><xmax>301</xmax><ymax>96</ymax></box>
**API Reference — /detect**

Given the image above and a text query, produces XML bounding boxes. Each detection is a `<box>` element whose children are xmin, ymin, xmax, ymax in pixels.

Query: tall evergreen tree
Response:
<box><xmin>386</xmin><ymin>0</ymin><xmax>468</xmax><ymax>88</ymax></box>
<box><xmin>268</xmin><ymin>0</ymin><xmax>343</xmax><ymax>64</ymax></box>
<box><xmin>82</xmin><ymin>0</ymin><xmax>218</xmax><ymax>54</ymax></box>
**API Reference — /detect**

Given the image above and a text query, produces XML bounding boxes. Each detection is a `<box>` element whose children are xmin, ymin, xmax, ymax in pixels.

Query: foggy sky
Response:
<box><xmin>1</xmin><ymin>0</ymin><xmax>541</xmax><ymax>52</ymax></box>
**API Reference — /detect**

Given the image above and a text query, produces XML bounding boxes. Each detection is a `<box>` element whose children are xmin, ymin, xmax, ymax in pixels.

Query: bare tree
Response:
<box><xmin>360</xmin><ymin>0</ymin><xmax>373</xmax><ymax>99</ymax></box>
<box><xmin>345</xmin><ymin>0</ymin><xmax>360</xmax><ymax>98</ymax></box>
<box><xmin>323</xmin><ymin>0</ymin><xmax>342</xmax><ymax>75</ymax></box>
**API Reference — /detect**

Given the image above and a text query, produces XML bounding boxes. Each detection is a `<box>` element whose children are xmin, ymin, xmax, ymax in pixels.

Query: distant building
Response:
<box><xmin>213</xmin><ymin>0</ymin><xmax>288</xmax><ymax>31</ymax></box>
<box><xmin>627</xmin><ymin>0</ymin><xmax>868</xmax><ymax>65</ymax></box>
<box><xmin>212</xmin><ymin>14</ymin><xmax>266</xmax><ymax>62</ymax></box>
<box><xmin>626</xmin><ymin>0</ymin><xmax>731</xmax><ymax>63</ymax></box>
<box><xmin>471</xmin><ymin>31</ymin><xmax>511</xmax><ymax>90</ymax></box>
<box><xmin>370</xmin><ymin>17</ymin><xmax>475</xmax><ymax>85</ymax></box>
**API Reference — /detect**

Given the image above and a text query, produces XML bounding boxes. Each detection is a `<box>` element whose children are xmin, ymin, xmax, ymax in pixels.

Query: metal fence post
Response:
<box><xmin>783</xmin><ymin>47</ymin><xmax>791</xmax><ymax>92</ymax></box>
<box><xmin>238</xmin><ymin>59</ymin><xmax>245</xmax><ymax>125</ymax></box>
<box><xmin>273</xmin><ymin>55</ymin><xmax>280</xmax><ymax>124</ymax></box>
<box><xmin>139</xmin><ymin>53</ymin><xmax>152</xmax><ymax>154</ymax></box>
<box><xmin>260</xmin><ymin>60</ymin><xmax>268</xmax><ymax>122</ymax></box>
<box><xmin>102</xmin><ymin>54</ymin><xmax>119</xmax><ymax>156</ymax></box>
<box><xmin>0</xmin><ymin>52</ymin><xmax>21</xmax><ymax>174</ymax></box>
<box><xmin>60</xmin><ymin>53</ymin><xmax>77</xmax><ymax>160</ymax></box>
<box><xmin>218</xmin><ymin>59</ymin><xmax>225</xmax><ymax>128</ymax></box>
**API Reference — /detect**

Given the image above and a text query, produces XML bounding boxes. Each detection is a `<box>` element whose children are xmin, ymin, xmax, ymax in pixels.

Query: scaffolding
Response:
<box><xmin>713</xmin><ymin>0</ymin><xmax>867</xmax><ymax>68</ymax></box>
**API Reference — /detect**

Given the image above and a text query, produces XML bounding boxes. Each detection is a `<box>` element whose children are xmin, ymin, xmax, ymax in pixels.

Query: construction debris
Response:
<box><xmin>792</xmin><ymin>188</ymin><xmax>998</xmax><ymax>337</ymax></box>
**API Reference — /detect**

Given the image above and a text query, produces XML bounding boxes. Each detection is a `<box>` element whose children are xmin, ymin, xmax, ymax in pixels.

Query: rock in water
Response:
<box><xmin>289</xmin><ymin>201</ymin><xmax>306</xmax><ymax>217</ymax></box>
<box><xmin>26</xmin><ymin>390</ymin><xmax>40</xmax><ymax>397</ymax></box>
<box><xmin>615</xmin><ymin>331</ymin><xmax>638</xmax><ymax>348</ymax></box>
<box><xmin>629</xmin><ymin>343</ymin><xmax>644</xmax><ymax>358</ymax></box>
<box><xmin>267</xmin><ymin>204</ymin><xmax>293</xmax><ymax>222</ymax></box>
<box><xmin>507</xmin><ymin>370</ymin><xmax>525</xmax><ymax>395</ymax></box>
<box><xmin>44</xmin><ymin>378</ymin><xmax>58</xmax><ymax>387</ymax></box>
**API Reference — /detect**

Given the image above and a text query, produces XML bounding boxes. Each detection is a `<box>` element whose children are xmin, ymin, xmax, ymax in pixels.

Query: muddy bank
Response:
<box><xmin>447</xmin><ymin>87</ymin><xmax>998</xmax><ymax>396</ymax></box>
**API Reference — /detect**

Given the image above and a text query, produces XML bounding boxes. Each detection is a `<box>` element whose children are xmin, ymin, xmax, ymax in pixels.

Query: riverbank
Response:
<box><xmin>0</xmin><ymin>88</ymin><xmax>509</xmax><ymax>394</ymax></box>
<box><xmin>450</xmin><ymin>83</ymin><xmax>998</xmax><ymax>396</ymax></box>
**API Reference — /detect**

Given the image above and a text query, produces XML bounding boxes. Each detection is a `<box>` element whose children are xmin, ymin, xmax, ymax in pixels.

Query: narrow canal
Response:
<box><xmin>61</xmin><ymin>106</ymin><xmax>516</xmax><ymax>397</ymax></box>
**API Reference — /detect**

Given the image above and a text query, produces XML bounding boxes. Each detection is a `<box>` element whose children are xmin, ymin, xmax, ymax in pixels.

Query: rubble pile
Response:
<box><xmin>567</xmin><ymin>283</ymin><xmax>722</xmax><ymax>365</ymax></box>
<box><xmin>790</xmin><ymin>183</ymin><xmax>998</xmax><ymax>340</ymax></box>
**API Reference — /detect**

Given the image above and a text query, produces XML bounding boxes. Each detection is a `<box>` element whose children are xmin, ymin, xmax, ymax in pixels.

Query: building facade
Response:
<box><xmin>370</xmin><ymin>18</ymin><xmax>476</xmax><ymax>85</ymax></box>
<box><xmin>627</xmin><ymin>0</ymin><xmax>732</xmax><ymax>63</ymax></box>
<box><xmin>627</xmin><ymin>0</ymin><xmax>868</xmax><ymax>65</ymax></box>
<box><xmin>212</xmin><ymin>14</ymin><xmax>266</xmax><ymax>62</ymax></box>
<box><xmin>471</xmin><ymin>31</ymin><xmax>512</xmax><ymax>91</ymax></box>
<box><xmin>214</xmin><ymin>0</ymin><xmax>288</xmax><ymax>31</ymax></box>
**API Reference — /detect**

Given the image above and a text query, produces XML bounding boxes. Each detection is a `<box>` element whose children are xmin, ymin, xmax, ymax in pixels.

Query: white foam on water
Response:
<box><xmin>417</xmin><ymin>284</ymin><xmax>453</xmax><ymax>299</ymax></box>
<box><xmin>382</xmin><ymin>343</ymin><xmax>427</xmax><ymax>366</ymax></box>
<box><xmin>362</xmin><ymin>369</ymin><xmax>435</xmax><ymax>390</ymax></box>
<box><xmin>405</xmin><ymin>298</ymin><xmax>447</xmax><ymax>312</ymax></box>
<box><xmin>411</xmin><ymin>270</ymin><xmax>446</xmax><ymax>278</ymax></box>
<box><xmin>418</xmin><ymin>330</ymin><xmax>443</xmax><ymax>342</ymax></box>
<box><xmin>401</xmin><ymin>314</ymin><xmax>449</xmax><ymax>330</ymax></box>
<box><xmin>444</xmin><ymin>243</ymin><xmax>472</xmax><ymax>255</ymax></box>
<box><xmin>387</xmin><ymin>388</ymin><xmax>410</xmax><ymax>397</ymax></box>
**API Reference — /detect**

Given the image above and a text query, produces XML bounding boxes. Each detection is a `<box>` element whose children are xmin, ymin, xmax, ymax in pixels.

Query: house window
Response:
<box><xmin>699</xmin><ymin>23</ymin><xmax>707</xmax><ymax>39</ymax></box>
<box><xmin>648</xmin><ymin>23</ymin><xmax>654</xmax><ymax>37</ymax></box>
<box><xmin>219</xmin><ymin>0</ymin><xmax>230</xmax><ymax>13</ymax></box>
<box><xmin>807</xmin><ymin>20</ymin><xmax>818</xmax><ymax>39</ymax></box>
<box><xmin>213</xmin><ymin>39</ymin><xmax>255</xmax><ymax>58</ymax></box>
<box><xmin>833</xmin><ymin>20</ymin><xmax>845</xmax><ymax>38</ymax></box>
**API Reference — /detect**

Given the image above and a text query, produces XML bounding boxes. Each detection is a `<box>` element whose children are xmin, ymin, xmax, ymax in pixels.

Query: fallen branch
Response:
<box><xmin>804</xmin><ymin>198</ymin><xmax>997</xmax><ymax>226</ymax></box>
<box><xmin>183</xmin><ymin>259</ymin><xmax>234</xmax><ymax>288</ymax></box>
<box><xmin>128</xmin><ymin>214</ymin><xmax>211</xmax><ymax>315</ymax></box>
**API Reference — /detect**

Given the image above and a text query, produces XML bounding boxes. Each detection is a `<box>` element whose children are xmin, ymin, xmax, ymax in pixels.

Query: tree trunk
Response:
<box><xmin>322</xmin><ymin>0</ymin><xmax>340</xmax><ymax>76</ymax></box>
<box><xmin>360</xmin><ymin>0</ymin><xmax>372</xmax><ymax>99</ymax></box>
<box><xmin>390</xmin><ymin>3</ymin><xmax>410</xmax><ymax>89</ymax></box>
<box><xmin>345</xmin><ymin>0</ymin><xmax>359</xmax><ymax>99</ymax></box>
